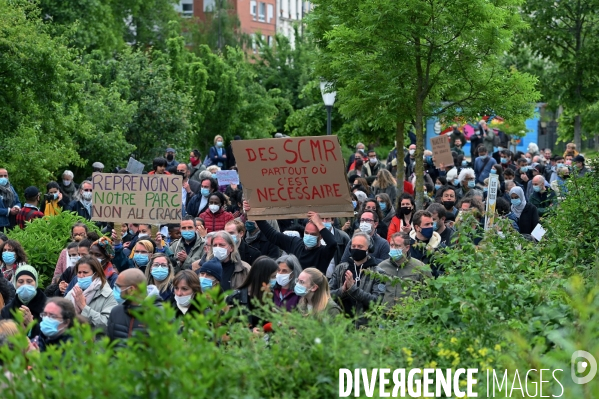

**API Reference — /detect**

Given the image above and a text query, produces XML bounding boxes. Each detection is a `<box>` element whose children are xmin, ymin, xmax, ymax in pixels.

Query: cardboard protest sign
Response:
<box><xmin>126</xmin><ymin>157</ymin><xmax>145</xmax><ymax>174</ymax></box>
<box><xmin>91</xmin><ymin>173</ymin><xmax>183</xmax><ymax>224</ymax></box>
<box><xmin>430</xmin><ymin>135</ymin><xmax>454</xmax><ymax>167</ymax></box>
<box><xmin>484</xmin><ymin>174</ymin><xmax>500</xmax><ymax>230</ymax></box>
<box><xmin>232</xmin><ymin>136</ymin><xmax>354</xmax><ymax>220</ymax></box>
<box><xmin>216</xmin><ymin>170</ymin><xmax>239</xmax><ymax>186</ymax></box>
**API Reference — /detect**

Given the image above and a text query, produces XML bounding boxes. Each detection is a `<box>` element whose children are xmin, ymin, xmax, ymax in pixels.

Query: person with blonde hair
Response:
<box><xmin>208</xmin><ymin>135</ymin><xmax>227</xmax><ymax>168</ymax></box>
<box><xmin>144</xmin><ymin>254</ymin><xmax>175</xmax><ymax>301</ymax></box>
<box><xmin>371</xmin><ymin>169</ymin><xmax>398</xmax><ymax>207</ymax></box>
<box><xmin>296</xmin><ymin>268</ymin><xmax>341</xmax><ymax>318</ymax></box>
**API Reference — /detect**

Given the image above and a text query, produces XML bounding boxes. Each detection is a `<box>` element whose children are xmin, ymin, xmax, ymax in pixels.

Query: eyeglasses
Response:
<box><xmin>360</xmin><ymin>219</ymin><xmax>374</xmax><ymax>223</ymax></box>
<box><xmin>152</xmin><ymin>263</ymin><xmax>168</xmax><ymax>268</ymax></box>
<box><xmin>41</xmin><ymin>313</ymin><xmax>63</xmax><ymax>321</ymax></box>
<box><xmin>82</xmin><ymin>189</ymin><xmax>93</xmax><ymax>192</ymax></box>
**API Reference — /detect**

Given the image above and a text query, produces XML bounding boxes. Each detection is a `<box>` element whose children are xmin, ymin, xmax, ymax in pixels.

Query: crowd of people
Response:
<box><xmin>0</xmin><ymin>128</ymin><xmax>592</xmax><ymax>353</ymax></box>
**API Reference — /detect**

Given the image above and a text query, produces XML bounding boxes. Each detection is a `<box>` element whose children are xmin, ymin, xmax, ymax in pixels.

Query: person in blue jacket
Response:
<box><xmin>0</xmin><ymin>168</ymin><xmax>21</xmax><ymax>230</ymax></box>
<box><xmin>208</xmin><ymin>135</ymin><xmax>228</xmax><ymax>168</ymax></box>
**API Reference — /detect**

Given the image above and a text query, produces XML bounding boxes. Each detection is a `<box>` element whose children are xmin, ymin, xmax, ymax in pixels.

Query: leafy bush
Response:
<box><xmin>6</xmin><ymin>212</ymin><xmax>101</xmax><ymax>286</ymax></box>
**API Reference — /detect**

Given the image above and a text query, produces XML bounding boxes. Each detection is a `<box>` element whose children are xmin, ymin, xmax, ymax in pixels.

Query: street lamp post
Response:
<box><xmin>320</xmin><ymin>81</ymin><xmax>336</xmax><ymax>135</ymax></box>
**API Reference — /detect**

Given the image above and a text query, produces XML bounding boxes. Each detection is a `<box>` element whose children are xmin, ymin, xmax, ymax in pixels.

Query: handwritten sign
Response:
<box><xmin>126</xmin><ymin>157</ymin><xmax>145</xmax><ymax>174</ymax></box>
<box><xmin>484</xmin><ymin>174</ymin><xmax>499</xmax><ymax>230</ymax></box>
<box><xmin>430</xmin><ymin>136</ymin><xmax>454</xmax><ymax>167</ymax></box>
<box><xmin>216</xmin><ymin>170</ymin><xmax>239</xmax><ymax>186</ymax></box>
<box><xmin>232</xmin><ymin>136</ymin><xmax>354</xmax><ymax>219</ymax></box>
<box><xmin>91</xmin><ymin>173</ymin><xmax>183</xmax><ymax>224</ymax></box>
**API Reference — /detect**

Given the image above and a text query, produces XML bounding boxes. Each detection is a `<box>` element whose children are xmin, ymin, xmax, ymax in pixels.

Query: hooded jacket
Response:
<box><xmin>199</xmin><ymin>208</ymin><xmax>234</xmax><ymax>234</ymax></box>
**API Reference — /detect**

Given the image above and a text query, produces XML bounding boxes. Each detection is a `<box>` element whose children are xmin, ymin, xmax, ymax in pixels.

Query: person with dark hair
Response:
<box><xmin>375</xmin><ymin>193</ymin><xmax>395</xmax><ymax>229</ymax></box>
<box><xmin>226</xmin><ymin>256</ymin><xmax>278</xmax><ymax>330</ymax></box>
<box><xmin>0</xmin><ymin>239</ymin><xmax>28</xmax><ymax>285</ymax></box>
<box><xmin>66</xmin><ymin>180</ymin><xmax>93</xmax><ymax>220</ymax></box>
<box><xmin>37</xmin><ymin>297</ymin><xmax>76</xmax><ymax>352</ymax></box>
<box><xmin>16</xmin><ymin>187</ymin><xmax>44</xmax><ymax>229</ymax></box>
<box><xmin>65</xmin><ymin>237</ymin><xmax>119</xmax><ymax>294</ymax></box>
<box><xmin>171</xmin><ymin>270</ymin><xmax>203</xmax><ymax>318</ymax></box>
<box><xmin>188</xmin><ymin>149</ymin><xmax>207</xmax><ymax>183</ymax></box>
<box><xmin>243</xmin><ymin>220</ymin><xmax>281</xmax><ymax>260</ymax></box>
<box><xmin>0</xmin><ymin>273</ymin><xmax>15</xmax><ymax>309</ymax></box>
<box><xmin>45</xmin><ymin>242</ymin><xmax>81</xmax><ymax>298</ymax></box>
<box><xmin>148</xmin><ymin>158</ymin><xmax>170</xmax><ymax>175</ymax></box>
<box><xmin>0</xmin><ymin>168</ymin><xmax>21</xmax><ymax>230</ymax></box>
<box><xmin>186</xmin><ymin>177</ymin><xmax>218</xmax><ymax>217</ymax></box>
<box><xmin>340</xmin><ymin>210</ymin><xmax>390</xmax><ymax>264</ymax></box>
<box><xmin>427</xmin><ymin>203</ymin><xmax>455</xmax><ymax>246</ymax></box>
<box><xmin>199</xmin><ymin>191</ymin><xmax>234</xmax><ymax>233</ymax></box>
<box><xmin>176</xmin><ymin>163</ymin><xmax>201</xmax><ymax>217</ymax></box>
<box><xmin>387</xmin><ymin>193</ymin><xmax>416</xmax><ymax>240</ymax></box>
<box><xmin>437</xmin><ymin>185</ymin><xmax>459</xmax><ymax>216</ymax></box>
<box><xmin>225</xmin><ymin>220</ymin><xmax>260</xmax><ymax>266</ymax></box>
<box><xmin>409</xmin><ymin>210</ymin><xmax>445</xmax><ymax>277</ymax></box>
<box><xmin>40</xmin><ymin>182</ymin><xmax>69</xmax><ymax>216</ymax></box>
<box><xmin>169</xmin><ymin>217</ymin><xmax>206</xmax><ymax>273</ymax></box>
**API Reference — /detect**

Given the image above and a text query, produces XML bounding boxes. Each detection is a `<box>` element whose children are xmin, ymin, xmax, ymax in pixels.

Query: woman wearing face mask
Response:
<box><xmin>58</xmin><ymin>170</ymin><xmax>78</xmax><ymax>201</ymax></box>
<box><xmin>371</xmin><ymin>169</ymin><xmax>398</xmax><ymax>208</ymax></box>
<box><xmin>45</xmin><ymin>242</ymin><xmax>81</xmax><ymax>298</ymax></box>
<box><xmin>65</xmin><ymin>237</ymin><xmax>119</xmax><ymax>294</ymax></box>
<box><xmin>52</xmin><ymin>222</ymin><xmax>89</xmax><ymax>284</ymax></box>
<box><xmin>40</xmin><ymin>181</ymin><xmax>69</xmax><ymax>217</ymax></box>
<box><xmin>0</xmin><ymin>239</ymin><xmax>28</xmax><ymax>286</ymax></box>
<box><xmin>226</xmin><ymin>256</ymin><xmax>278</xmax><ymax>330</ymax></box>
<box><xmin>387</xmin><ymin>193</ymin><xmax>415</xmax><ymax>241</ymax></box>
<box><xmin>208</xmin><ymin>231</ymin><xmax>250</xmax><ymax>291</ymax></box>
<box><xmin>272</xmin><ymin>255</ymin><xmax>303</xmax><ymax>311</ymax></box>
<box><xmin>65</xmin><ymin>256</ymin><xmax>117</xmax><ymax>329</ymax></box>
<box><xmin>171</xmin><ymin>270</ymin><xmax>203</xmax><ymax>318</ymax></box>
<box><xmin>456</xmin><ymin>168</ymin><xmax>476</xmax><ymax>199</ymax></box>
<box><xmin>36</xmin><ymin>298</ymin><xmax>75</xmax><ymax>352</ymax></box>
<box><xmin>208</xmin><ymin>135</ymin><xmax>228</xmax><ymax>169</ymax></box>
<box><xmin>295</xmin><ymin>268</ymin><xmax>341</xmax><ymax>318</ymax></box>
<box><xmin>199</xmin><ymin>192</ymin><xmax>234</xmax><ymax>234</ymax></box>
<box><xmin>1</xmin><ymin>265</ymin><xmax>46</xmax><ymax>337</ymax></box>
<box><xmin>145</xmin><ymin>254</ymin><xmax>175</xmax><ymax>301</ymax></box>
<box><xmin>509</xmin><ymin>186</ymin><xmax>539</xmax><ymax>235</ymax></box>
<box><xmin>375</xmin><ymin>193</ymin><xmax>395</xmax><ymax>229</ymax></box>
<box><xmin>113</xmin><ymin>239</ymin><xmax>156</xmax><ymax>274</ymax></box>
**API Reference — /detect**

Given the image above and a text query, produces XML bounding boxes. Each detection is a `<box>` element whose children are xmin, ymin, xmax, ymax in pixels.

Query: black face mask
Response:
<box><xmin>355</xmin><ymin>159</ymin><xmax>364</xmax><ymax>167</ymax></box>
<box><xmin>350</xmin><ymin>248</ymin><xmax>368</xmax><ymax>262</ymax></box>
<box><xmin>175</xmin><ymin>171</ymin><xmax>185</xmax><ymax>177</ymax></box>
<box><xmin>166</xmin><ymin>154</ymin><xmax>174</xmax><ymax>161</ymax></box>
<box><xmin>442</xmin><ymin>200</ymin><xmax>455</xmax><ymax>209</ymax></box>
<box><xmin>400</xmin><ymin>207</ymin><xmax>412</xmax><ymax>215</ymax></box>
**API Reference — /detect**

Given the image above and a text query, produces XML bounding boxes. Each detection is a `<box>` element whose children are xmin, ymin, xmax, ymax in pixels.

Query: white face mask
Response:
<box><xmin>212</xmin><ymin>246</ymin><xmax>228</xmax><ymax>261</ymax></box>
<box><xmin>68</xmin><ymin>256</ymin><xmax>80</xmax><ymax>268</ymax></box>
<box><xmin>276</xmin><ymin>273</ymin><xmax>291</xmax><ymax>287</ymax></box>
<box><xmin>138</xmin><ymin>233</ymin><xmax>149</xmax><ymax>240</ymax></box>
<box><xmin>369</xmin><ymin>157</ymin><xmax>377</xmax><ymax>163</ymax></box>
<box><xmin>174</xmin><ymin>294</ymin><xmax>192</xmax><ymax>307</ymax></box>
<box><xmin>82</xmin><ymin>192</ymin><xmax>92</xmax><ymax>201</ymax></box>
<box><xmin>409</xmin><ymin>149</ymin><xmax>415</xmax><ymax>155</ymax></box>
<box><xmin>209</xmin><ymin>204</ymin><xmax>220</xmax><ymax>213</ymax></box>
<box><xmin>359</xmin><ymin>222</ymin><xmax>373</xmax><ymax>234</ymax></box>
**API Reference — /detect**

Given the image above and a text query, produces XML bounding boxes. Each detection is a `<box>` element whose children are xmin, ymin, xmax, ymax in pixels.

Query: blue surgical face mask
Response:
<box><xmin>323</xmin><ymin>222</ymin><xmax>332</xmax><ymax>229</ymax></box>
<box><xmin>113</xmin><ymin>285</ymin><xmax>125</xmax><ymax>304</ymax></box>
<box><xmin>78</xmin><ymin>275</ymin><xmax>94</xmax><ymax>290</ymax></box>
<box><xmin>533</xmin><ymin>185</ymin><xmax>541</xmax><ymax>193</ymax></box>
<box><xmin>434</xmin><ymin>184</ymin><xmax>441</xmax><ymax>191</ymax></box>
<box><xmin>181</xmin><ymin>230</ymin><xmax>196</xmax><ymax>241</ymax></box>
<box><xmin>420</xmin><ymin>227</ymin><xmax>434</xmax><ymax>239</ymax></box>
<box><xmin>151</xmin><ymin>266</ymin><xmax>169</xmax><ymax>281</ymax></box>
<box><xmin>352</xmin><ymin>200</ymin><xmax>357</xmax><ymax>209</ymax></box>
<box><xmin>433</xmin><ymin>221</ymin><xmax>438</xmax><ymax>231</ymax></box>
<box><xmin>557</xmin><ymin>163</ymin><xmax>564</xmax><ymax>169</ymax></box>
<box><xmin>490</xmin><ymin>169</ymin><xmax>497</xmax><ymax>174</ymax></box>
<box><xmin>467</xmin><ymin>180</ymin><xmax>476</xmax><ymax>188</ymax></box>
<box><xmin>483</xmin><ymin>187</ymin><xmax>488</xmax><ymax>192</ymax></box>
<box><xmin>511</xmin><ymin>198</ymin><xmax>522</xmax><ymax>206</ymax></box>
<box><xmin>379</xmin><ymin>202</ymin><xmax>387</xmax><ymax>211</ymax></box>
<box><xmin>389</xmin><ymin>248</ymin><xmax>403</xmax><ymax>261</ymax></box>
<box><xmin>231</xmin><ymin>234</ymin><xmax>238</xmax><ymax>244</ymax></box>
<box><xmin>200</xmin><ymin>277</ymin><xmax>214</xmax><ymax>291</ymax></box>
<box><xmin>0</xmin><ymin>178</ymin><xmax>8</xmax><ymax>186</ymax></box>
<box><xmin>303</xmin><ymin>234</ymin><xmax>318</xmax><ymax>248</ymax></box>
<box><xmin>521</xmin><ymin>166</ymin><xmax>529</xmax><ymax>173</ymax></box>
<box><xmin>2</xmin><ymin>251</ymin><xmax>16</xmax><ymax>265</ymax></box>
<box><xmin>211</xmin><ymin>174</ymin><xmax>217</xmax><ymax>180</ymax></box>
<box><xmin>462</xmin><ymin>161</ymin><xmax>468</xmax><ymax>167</ymax></box>
<box><xmin>128</xmin><ymin>229</ymin><xmax>134</xmax><ymax>235</ymax></box>
<box><xmin>500</xmin><ymin>158</ymin><xmax>507</xmax><ymax>164</ymax></box>
<box><xmin>200</xmin><ymin>188</ymin><xmax>210</xmax><ymax>197</ymax></box>
<box><xmin>453</xmin><ymin>179</ymin><xmax>460</xmax><ymax>186</ymax></box>
<box><xmin>294</xmin><ymin>283</ymin><xmax>310</xmax><ymax>297</ymax></box>
<box><xmin>133</xmin><ymin>253</ymin><xmax>149</xmax><ymax>266</ymax></box>
<box><xmin>216</xmin><ymin>141</ymin><xmax>224</xmax><ymax>148</ymax></box>
<box><xmin>16</xmin><ymin>285</ymin><xmax>37</xmax><ymax>303</ymax></box>
<box><xmin>269</xmin><ymin>278</ymin><xmax>277</xmax><ymax>290</ymax></box>
<box><xmin>245</xmin><ymin>221</ymin><xmax>256</xmax><ymax>233</ymax></box>
<box><xmin>40</xmin><ymin>316</ymin><xmax>62</xmax><ymax>337</ymax></box>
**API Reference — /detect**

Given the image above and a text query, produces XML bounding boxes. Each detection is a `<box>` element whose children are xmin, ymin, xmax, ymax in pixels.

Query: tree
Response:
<box><xmin>309</xmin><ymin>0</ymin><xmax>539</xmax><ymax>207</ymax></box>
<box><xmin>520</xmin><ymin>0</ymin><xmax>599</xmax><ymax>149</ymax></box>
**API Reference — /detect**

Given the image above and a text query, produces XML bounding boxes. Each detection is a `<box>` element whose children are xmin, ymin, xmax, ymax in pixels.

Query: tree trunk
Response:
<box><xmin>396</xmin><ymin>120</ymin><xmax>405</xmax><ymax>198</ymax></box>
<box><xmin>414</xmin><ymin>112</ymin><xmax>424</xmax><ymax>209</ymax></box>
<box><xmin>574</xmin><ymin>114</ymin><xmax>582</xmax><ymax>151</ymax></box>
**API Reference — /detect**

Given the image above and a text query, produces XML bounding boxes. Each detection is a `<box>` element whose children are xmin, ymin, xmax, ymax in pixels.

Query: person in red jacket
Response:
<box><xmin>387</xmin><ymin>193</ymin><xmax>415</xmax><ymax>241</ymax></box>
<box><xmin>199</xmin><ymin>191</ymin><xmax>233</xmax><ymax>233</ymax></box>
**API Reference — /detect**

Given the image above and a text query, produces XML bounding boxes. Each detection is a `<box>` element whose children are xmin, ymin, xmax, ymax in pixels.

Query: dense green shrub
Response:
<box><xmin>6</xmin><ymin>212</ymin><xmax>101</xmax><ymax>286</ymax></box>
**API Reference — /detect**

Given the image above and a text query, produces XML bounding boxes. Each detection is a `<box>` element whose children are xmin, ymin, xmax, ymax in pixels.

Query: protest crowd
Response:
<box><xmin>0</xmin><ymin>127</ymin><xmax>592</xmax><ymax>355</ymax></box>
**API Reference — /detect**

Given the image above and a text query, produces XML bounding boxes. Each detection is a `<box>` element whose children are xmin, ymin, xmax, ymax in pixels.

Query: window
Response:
<box><xmin>250</xmin><ymin>0</ymin><xmax>256</xmax><ymax>16</ymax></box>
<box><xmin>267</xmin><ymin>35</ymin><xmax>273</xmax><ymax>46</ymax></box>
<box><xmin>251</xmin><ymin>34</ymin><xmax>257</xmax><ymax>53</ymax></box>
<box><xmin>204</xmin><ymin>0</ymin><xmax>215</xmax><ymax>12</ymax></box>
<box><xmin>259</xmin><ymin>2</ymin><xmax>266</xmax><ymax>21</ymax></box>
<box><xmin>182</xmin><ymin>2</ymin><xmax>193</xmax><ymax>17</ymax></box>
<box><xmin>267</xmin><ymin>4</ymin><xmax>274</xmax><ymax>23</ymax></box>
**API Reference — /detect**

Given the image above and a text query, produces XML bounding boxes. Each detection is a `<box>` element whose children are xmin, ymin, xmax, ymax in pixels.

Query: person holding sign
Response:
<box><xmin>242</xmin><ymin>201</ymin><xmax>337</xmax><ymax>275</ymax></box>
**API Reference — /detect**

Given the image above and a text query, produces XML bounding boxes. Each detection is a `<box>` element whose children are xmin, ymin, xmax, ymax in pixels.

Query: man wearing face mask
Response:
<box><xmin>363</xmin><ymin>150</ymin><xmax>382</xmax><ymax>184</ymax></box>
<box><xmin>409</xmin><ymin>210</ymin><xmax>445</xmax><ymax>278</ymax></box>
<box><xmin>165</xmin><ymin>147</ymin><xmax>179</xmax><ymax>168</ymax></box>
<box><xmin>185</xmin><ymin>177</ymin><xmax>217</xmax><ymax>217</ymax></box>
<box><xmin>225</xmin><ymin>220</ymin><xmax>261</xmax><ymax>266</ymax></box>
<box><xmin>427</xmin><ymin>204</ymin><xmax>455</xmax><ymax>246</ymax></box>
<box><xmin>243</xmin><ymin>220</ymin><xmax>281</xmax><ymax>260</ymax></box>
<box><xmin>16</xmin><ymin>187</ymin><xmax>44</xmax><ymax>229</ymax></box>
<box><xmin>169</xmin><ymin>217</ymin><xmax>206</xmax><ymax>273</ymax></box>
<box><xmin>378</xmin><ymin>233</ymin><xmax>431</xmax><ymax>309</ymax></box>
<box><xmin>67</xmin><ymin>181</ymin><xmax>93</xmax><ymax>221</ymax></box>
<box><xmin>322</xmin><ymin>216</ymin><xmax>350</xmax><ymax>278</ymax></box>
<box><xmin>474</xmin><ymin>146</ymin><xmax>496</xmax><ymax>185</ymax></box>
<box><xmin>329</xmin><ymin>232</ymin><xmax>385</xmax><ymax>326</ymax></box>
<box><xmin>529</xmin><ymin>175</ymin><xmax>556</xmax><ymax>217</ymax></box>
<box><xmin>340</xmin><ymin>211</ymin><xmax>390</xmax><ymax>264</ymax></box>
<box><xmin>243</xmin><ymin>201</ymin><xmax>337</xmax><ymax>275</ymax></box>
<box><xmin>176</xmin><ymin>163</ymin><xmax>200</xmax><ymax>217</ymax></box>
<box><xmin>404</xmin><ymin>144</ymin><xmax>417</xmax><ymax>179</ymax></box>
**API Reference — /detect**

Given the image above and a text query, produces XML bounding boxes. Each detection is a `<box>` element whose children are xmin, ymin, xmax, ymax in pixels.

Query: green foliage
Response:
<box><xmin>6</xmin><ymin>212</ymin><xmax>101</xmax><ymax>287</ymax></box>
